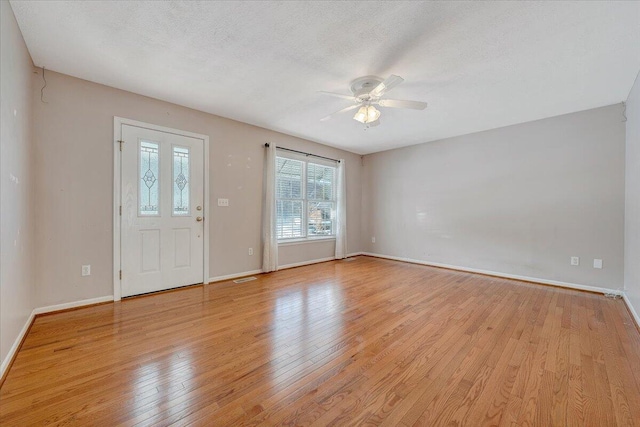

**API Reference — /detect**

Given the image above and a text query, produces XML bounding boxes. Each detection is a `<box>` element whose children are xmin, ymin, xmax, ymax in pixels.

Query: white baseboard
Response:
<box><xmin>361</xmin><ymin>252</ymin><xmax>622</xmax><ymax>296</ymax></box>
<box><xmin>32</xmin><ymin>295</ymin><xmax>114</xmax><ymax>315</ymax></box>
<box><xmin>1</xmin><ymin>295</ymin><xmax>114</xmax><ymax>382</ymax></box>
<box><xmin>208</xmin><ymin>253</ymin><xmax>365</xmax><ymax>282</ymax></box>
<box><xmin>622</xmin><ymin>293</ymin><xmax>640</xmax><ymax>329</ymax></box>
<box><xmin>208</xmin><ymin>269</ymin><xmax>263</xmax><ymax>283</ymax></box>
<box><xmin>0</xmin><ymin>311</ymin><xmax>35</xmax><ymax>381</ymax></box>
<box><xmin>278</xmin><ymin>253</ymin><xmax>364</xmax><ymax>270</ymax></box>
<box><xmin>279</xmin><ymin>256</ymin><xmax>335</xmax><ymax>270</ymax></box>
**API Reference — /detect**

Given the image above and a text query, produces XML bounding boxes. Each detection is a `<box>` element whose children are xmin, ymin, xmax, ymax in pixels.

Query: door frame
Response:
<box><xmin>113</xmin><ymin>117</ymin><xmax>210</xmax><ymax>301</ymax></box>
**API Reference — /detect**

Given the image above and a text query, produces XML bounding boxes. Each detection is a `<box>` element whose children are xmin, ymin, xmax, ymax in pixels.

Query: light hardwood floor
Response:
<box><xmin>1</xmin><ymin>256</ymin><xmax>639</xmax><ymax>426</ymax></box>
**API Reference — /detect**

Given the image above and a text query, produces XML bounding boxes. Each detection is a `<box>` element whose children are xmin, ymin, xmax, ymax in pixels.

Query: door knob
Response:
<box><xmin>196</xmin><ymin>216</ymin><xmax>204</xmax><ymax>222</ymax></box>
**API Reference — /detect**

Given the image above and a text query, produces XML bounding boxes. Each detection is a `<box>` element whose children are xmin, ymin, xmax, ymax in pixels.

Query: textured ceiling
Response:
<box><xmin>10</xmin><ymin>1</ymin><xmax>640</xmax><ymax>154</ymax></box>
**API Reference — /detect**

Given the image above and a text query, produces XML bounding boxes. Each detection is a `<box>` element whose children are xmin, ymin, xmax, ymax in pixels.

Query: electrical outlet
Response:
<box><xmin>570</xmin><ymin>256</ymin><xmax>579</xmax><ymax>266</ymax></box>
<box><xmin>371</xmin><ymin>237</ymin><xmax>376</xmax><ymax>243</ymax></box>
<box><xmin>593</xmin><ymin>259</ymin><xmax>603</xmax><ymax>269</ymax></box>
<box><xmin>217</xmin><ymin>198</ymin><xmax>229</xmax><ymax>207</ymax></box>
<box><xmin>82</xmin><ymin>265</ymin><xmax>91</xmax><ymax>276</ymax></box>
<box><xmin>248</xmin><ymin>248</ymin><xmax>253</xmax><ymax>256</ymax></box>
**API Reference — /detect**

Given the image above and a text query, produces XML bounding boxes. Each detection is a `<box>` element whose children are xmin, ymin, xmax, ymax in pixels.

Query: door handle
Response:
<box><xmin>196</xmin><ymin>216</ymin><xmax>204</xmax><ymax>222</ymax></box>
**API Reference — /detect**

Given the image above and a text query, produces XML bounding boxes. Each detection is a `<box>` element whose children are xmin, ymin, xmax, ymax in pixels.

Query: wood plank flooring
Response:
<box><xmin>1</xmin><ymin>256</ymin><xmax>639</xmax><ymax>426</ymax></box>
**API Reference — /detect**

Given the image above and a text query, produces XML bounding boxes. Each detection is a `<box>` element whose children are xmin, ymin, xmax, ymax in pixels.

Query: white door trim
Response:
<box><xmin>113</xmin><ymin>117</ymin><xmax>210</xmax><ymax>301</ymax></box>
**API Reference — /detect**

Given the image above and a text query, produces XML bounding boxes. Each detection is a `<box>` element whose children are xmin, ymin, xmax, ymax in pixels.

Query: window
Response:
<box><xmin>276</xmin><ymin>154</ymin><xmax>336</xmax><ymax>240</ymax></box>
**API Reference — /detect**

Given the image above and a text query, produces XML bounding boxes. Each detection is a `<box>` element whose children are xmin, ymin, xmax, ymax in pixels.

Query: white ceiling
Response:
<box><xmin>10</xmin><ymin>1</ymin><xmax>640</xmax><ymax>155</ymax></box>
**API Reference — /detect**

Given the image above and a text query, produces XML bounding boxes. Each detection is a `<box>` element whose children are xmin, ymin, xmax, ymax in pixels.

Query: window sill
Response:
<box><xmin>278</xmin><ymin>237</ymin><xmax>336</xmax><ymax>246</ymax></box>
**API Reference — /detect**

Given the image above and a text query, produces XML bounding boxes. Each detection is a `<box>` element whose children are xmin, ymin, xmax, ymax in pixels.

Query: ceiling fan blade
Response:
<box><xmin>377</xmin><ymin>99</ymin><xmax>428</xmax><ymax>110</ymax></box>
<box><xmin>369</xmin><ymin>75</ymin><xmax>404</xmax><ymax>98</ymax></box>
<box><xmin>318</xmin><ymin>91</ymin><xmax>357</xmax><ymax>101</ymax></box>
<box><xmin>320</xmin><ymin>104</ymin><xmax>361</xmax><ymax>121</ymax></box>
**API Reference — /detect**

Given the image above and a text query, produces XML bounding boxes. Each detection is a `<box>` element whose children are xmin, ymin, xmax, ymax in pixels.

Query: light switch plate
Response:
<box><xmin>217</xmin><ymin>198</ymin><xmax>229</xmax><ymax>207</ymax></box>
<box><xmin>593</xmin><ymin>259</ymin><xmax>603</xmax><ymax>269</ymax></box>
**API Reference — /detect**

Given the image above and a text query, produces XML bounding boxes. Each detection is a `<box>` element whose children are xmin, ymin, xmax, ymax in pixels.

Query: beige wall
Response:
<box><xmin>1</xmin><ymin>0</ymin><xmax>36</xmax><ymax>368</ymax></box>
<box><xmin>32</xmin><ymin>71</ymin><xmax>363</xmax><ymax>307</ymax></box>
<box><xmin>362</xmin><ymin>105</ymin><xmax>626</xmax><ymax>290</ymax></box>
<box><xmin>625</xmin><ymin>72</ymin><xmax>640</xmax><ymax>317</ymax></box>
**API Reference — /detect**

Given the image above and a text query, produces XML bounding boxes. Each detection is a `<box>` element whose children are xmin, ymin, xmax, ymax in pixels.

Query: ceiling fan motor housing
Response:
<box><xmin>350</xmin><ymin>76</ymin><xmax>384</xmax><ymax>101</ymax></box>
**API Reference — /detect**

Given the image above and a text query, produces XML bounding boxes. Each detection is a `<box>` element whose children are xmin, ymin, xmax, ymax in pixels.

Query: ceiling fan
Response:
<box><xmin>319</xmin><ymin>75</ymin><xmax>427</xmax><ymax>128</ymax></box>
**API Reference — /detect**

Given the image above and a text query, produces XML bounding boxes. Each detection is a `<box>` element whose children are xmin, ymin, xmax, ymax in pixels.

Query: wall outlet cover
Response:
<box><xmin>82</xmin><ymin>265</ymin><xmax>91</xmax><ymax>276</ymax></box>
<box><xmin>570</xmin><ymin>256</ymin><xmax>579</xmax><ymax>266</ymax></box>
<box><xmin>593</xmin><ymin>259</ymin><xmax>603</xmax><ymax>269</ymax></box>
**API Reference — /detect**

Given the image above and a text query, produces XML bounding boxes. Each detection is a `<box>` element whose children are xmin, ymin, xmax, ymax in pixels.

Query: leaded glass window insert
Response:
<box><xmin>275</xmin><ymin>155</ymin><xmax>336</xmax><ymax>240</ymax></box>
<box><xmin>139</xmin><ymin>141</ymin><xmax>159</xmax><ymax>216</ymax></box>
<box><xmin>173</xmin><ymin>146</ymin><xmax>190</xmax><ymax>215</ymax></box>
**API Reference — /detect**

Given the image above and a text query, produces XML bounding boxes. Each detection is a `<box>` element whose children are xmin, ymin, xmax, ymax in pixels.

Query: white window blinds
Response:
<box><xmin>276</xmin><ymin>155</ymin><xmax>336</xmax><ymax>240</ymax></box>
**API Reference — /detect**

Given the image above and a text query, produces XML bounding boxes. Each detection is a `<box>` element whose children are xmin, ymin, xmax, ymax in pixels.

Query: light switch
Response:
<box><xmin>217</xmin><ymin>198</ymin><xmax>229</xmax><ymax>207</ymax></box>
<box><xmin>593</xmin><ymin>259</ymin><xmax>603</xmax><ymax>269</ymax></box>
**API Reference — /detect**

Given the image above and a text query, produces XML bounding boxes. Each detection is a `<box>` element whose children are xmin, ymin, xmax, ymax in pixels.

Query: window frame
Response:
<box><xmin>275</xmin><ymin>151</ymin><xmax>337</xmax><ymax>243</ymax></box>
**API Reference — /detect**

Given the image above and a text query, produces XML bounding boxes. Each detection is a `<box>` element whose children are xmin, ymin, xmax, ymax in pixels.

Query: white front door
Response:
<box><xmin>120</xmin><ymin>124</ymin><xmax>205</xmax><ymax>297</ymax></box>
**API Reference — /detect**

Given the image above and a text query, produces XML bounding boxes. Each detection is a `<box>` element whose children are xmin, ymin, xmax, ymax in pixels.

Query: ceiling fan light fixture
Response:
<box><xmin>367</xmin><ymin>105</ymin><xmax>381</xmax><ymax>122</ymax></box>
<box><xmin>353</xmin><ymin>106</ymin><xmax>367</xmax><ymax>123</ymax></box>
<box><xmin>353</xmin><ymin>105</ymin><xmax>381</xmax><ymax>124</ymax></box>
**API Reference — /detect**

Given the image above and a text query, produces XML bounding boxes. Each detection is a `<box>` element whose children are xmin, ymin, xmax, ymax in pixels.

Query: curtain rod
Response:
<box><xmin>264</xmin><ymin>143</ymin><xmax>340</xmax><ymax>163</ymax></box>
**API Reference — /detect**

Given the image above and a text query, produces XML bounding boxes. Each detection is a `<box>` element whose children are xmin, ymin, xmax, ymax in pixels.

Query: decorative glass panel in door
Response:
<box><xmin>173</xmin><ymin>146</ymin><xmax>190</xmax><ymax>215</ymax></box>
<box><xmin>139</xmin><ymin>141</ymin><xmax>159</xmax><ymax>216</ymax></box>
